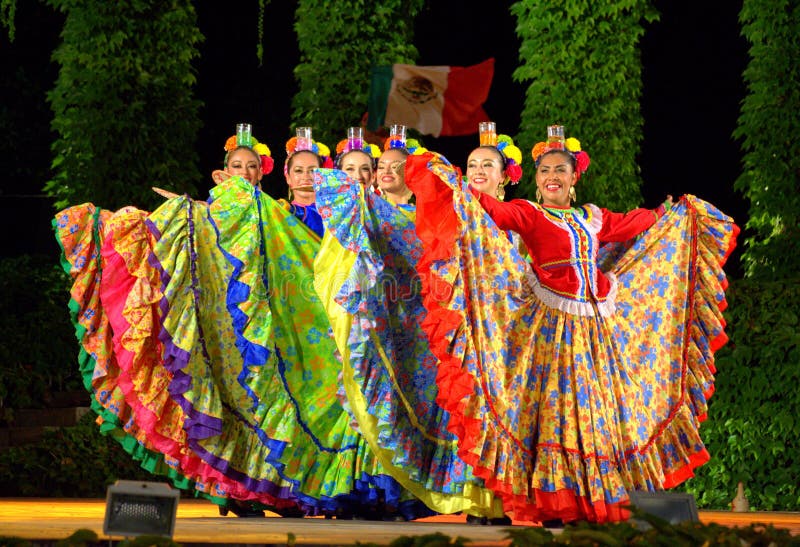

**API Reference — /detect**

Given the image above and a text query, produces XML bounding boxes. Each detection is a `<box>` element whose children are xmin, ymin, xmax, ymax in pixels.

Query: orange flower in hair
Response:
<box><xmin>224</xmin><ymin>136</ymin><xmax>238</xmax><ymax>152</ymax></box>
<box><xmin>531</xmin><ymin>142</ymin><xmax>547</xmax><ymax>162</ymax></box>
<box><xmin>285</xmin><ymin>137</ymin><xmax>298</xmax><ymax>155</ymax></box>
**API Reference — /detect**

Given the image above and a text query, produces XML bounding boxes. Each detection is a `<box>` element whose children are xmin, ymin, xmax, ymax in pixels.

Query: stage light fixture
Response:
<box><xmin>103</xmin><ymin>480</ymin><xmax>180</xmax><ymax>539</ymax></box>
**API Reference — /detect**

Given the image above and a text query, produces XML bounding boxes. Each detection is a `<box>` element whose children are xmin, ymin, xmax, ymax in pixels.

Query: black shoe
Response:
<box><xmin>540</xmin><ymin>518</ymin><xmax>563</xmax><ymax>528</ymax></box>
<box><xmin>488</xmin><ymin>515</ymin><xmax>512</xmax><ymax>526</ymax></box>
<box><xmin>466</xmin><ymin>514</ymin><xmax>487</xmax><ymax>525</ymax></box>
<box><xmin>223</xmin><ymin>500</ymin><xmax>265</xmax><ymax>518</ymax></box>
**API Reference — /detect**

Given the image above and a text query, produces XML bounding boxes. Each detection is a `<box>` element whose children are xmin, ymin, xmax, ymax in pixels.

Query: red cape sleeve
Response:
<box><xmin>476</xmin><ymin>192</ymin><xmax>536</xmax><ymax>233</ymax></box>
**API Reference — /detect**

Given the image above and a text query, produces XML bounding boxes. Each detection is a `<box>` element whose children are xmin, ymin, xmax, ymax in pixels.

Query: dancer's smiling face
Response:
<box><xmin>376</xmin><ymin>148</ymin><xmax>409</xmax><ymax>195</ymax></box>
<box><xmin>226</xmin><ymin>148</ymin><xmax>262</xmax><ymax>186</ymax></box>
<box><xmin>340</xmin><ymin>150</ymin><xmax>374</xmax><ymax>187</ymax></box>
<box><xmin>286</xmin><ymin>150</ymin><xmax>319</xmax><ymax>204</ymax></box>
<box><xmin>535</xmin><ymin>150</ymin><xmax>577</xmax><ymax>207</ymax></box>
<box><xmin>466</xmin><ymin>147</ymin><xmax>505</xmax><ymax>197</ymax></box>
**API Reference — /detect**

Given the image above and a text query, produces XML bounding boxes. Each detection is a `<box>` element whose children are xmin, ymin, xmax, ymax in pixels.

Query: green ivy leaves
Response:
<box><xmin>43</xmin><ymin>0</ymin><xmax>203</xmax><ymax>211</ymax></box>
<box><xmin>680</xmin><ymin>278</ymin><xmax>800</xmax><ymax>511</ymax></box>
<box><xmin>510</xmin><ymin>1</ymin><xmax>659</xmax><ymax>211</ymax></box>
<box><xmin>291</xmin><ymin>0</ymin><xmax>423</xmax><ymax>147</ymax></box>
<box><xmin>0</xmin><ymin>0</ymin><xmax>15</xmax><ymax>41</ymax></box>
<box><xmin>734</xmin><ymin>0</ymin><xmax>800</xmax><ymax>278</ymax></box>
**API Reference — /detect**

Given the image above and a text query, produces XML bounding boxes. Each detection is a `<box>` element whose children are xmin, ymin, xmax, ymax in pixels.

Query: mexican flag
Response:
<box><xmin>367</xmin><ymin>58</ymin><xmax>494</xmax><ymax>137</ymax></box>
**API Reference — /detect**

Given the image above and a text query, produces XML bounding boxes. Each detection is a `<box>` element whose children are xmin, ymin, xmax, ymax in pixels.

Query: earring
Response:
<box><xmin>569</xmin><ymin>186</ymin><xmax>576</xmax><ymax>203</ymax></box>
<box><xmin>496</xmin><ymin>182</ymin><xmax>506</xmax><ymax>201</ymax></box>
<box><xmin>287</xmin><ymin>187</ymin><xmax>294</xmax><ymax>201</ymax></box>
<box><xmin>535</xmin><ymin>188</ymin><xmax>542</xmax><ymax>203</ymax></box>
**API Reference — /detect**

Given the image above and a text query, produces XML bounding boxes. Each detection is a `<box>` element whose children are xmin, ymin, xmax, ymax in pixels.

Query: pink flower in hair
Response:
<box><xmin>506</xmin><ymin>163</ymin><xmax>523</xmax><ymax>184</ymax></box>
<box><xmin>575</xmin><ymin>151</ymin><xmax>591</xmax><ymax>176</ymax></box>
<box><xmin>261</xmin><ymin>155</ymin><xmax>274</xmax><ymax>175</ymax></box>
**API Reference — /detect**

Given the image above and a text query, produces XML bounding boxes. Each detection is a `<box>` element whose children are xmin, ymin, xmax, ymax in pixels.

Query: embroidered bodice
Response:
<box><xmin>477</xmin><ymin>193</ymin><xmax>666</xmax><ymax>316</ymax></box>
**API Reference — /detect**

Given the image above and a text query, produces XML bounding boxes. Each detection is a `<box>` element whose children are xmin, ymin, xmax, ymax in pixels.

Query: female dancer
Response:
<box><xmin>405</xmin><ymin>125</ymin><xmax>738</xmax><ymax>524</ymax></box>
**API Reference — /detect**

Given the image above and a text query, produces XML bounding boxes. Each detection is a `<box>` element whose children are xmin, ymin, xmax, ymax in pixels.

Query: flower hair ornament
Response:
<box><xmin>476</xmin><ymin>121</ymin><xmax>523</xmax><ymax>185</ymax></box>
<box><xmin>382</xmin><ymin>125</ymin><xmax>428</xmax><ymax>156</ymax></box>
<box><xmin>223</xmin><ymin>133</ymin><xmax>275</xmax><ymax>176</ymax></box>
<box><xmin>383</xmin><ymin>136</ymin><xmax>427</xmax><ymax>156</ymax></box>
<box><xmin>284</xmin><ymin>131</ymin><xmax>334</xmax><ymax>170</ymax></box>
<box><xmin>495</xmin><ymin>134</ymin><xmax>523</xmax><ymax>184</ymax></box>
<box><xmin>531</xmin><ymin>125</ymin><xmax>591</xmax><ymax>181</ymax></box>
<box><xmin>335</xmin><ymin>126</ymin><xmax>382</xmax><ymax>164</ymax></box>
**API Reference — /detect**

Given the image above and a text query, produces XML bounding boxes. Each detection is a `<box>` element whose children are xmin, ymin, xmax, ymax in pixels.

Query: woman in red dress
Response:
<box><xmin>406</xmin><ymin>126</ymin><xmax>739</xmax><ymax>525</ymax></box>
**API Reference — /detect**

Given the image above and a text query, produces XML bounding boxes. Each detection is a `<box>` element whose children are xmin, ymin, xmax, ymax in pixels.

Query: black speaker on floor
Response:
<box><xmin>627</xmin><ymin>491</ymin><xmax>699</xmax><ymax>528</ymax></box>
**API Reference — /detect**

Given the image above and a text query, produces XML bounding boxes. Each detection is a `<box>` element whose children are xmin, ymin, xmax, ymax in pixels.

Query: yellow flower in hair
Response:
<box><xmin>365</xmin><ymin>143</ymin><xmax>381</xmax><ymax>158</ymax></box>
<box><xmin>566</xmin><ymin>137</ymin><xmax>581</xmax><ymax>152</ymax></box>
<box><xmin>406</xmin><ymin>138</ymin><xmax>428</xmax><ymax>155</ymax></box>
<box><xmin>253</xmin><ymin>142</ymin><xmax>270</xmax><ymax>157</ymax></box>
<box><xmin>317</xmin><ymin>142</ymin><xmax>331</xmax><ymax>158</ymax></box>
<box><xmin>504</xmin><ymin>144</ymin><xmax>522</xmax><ymax>165</ymax></box>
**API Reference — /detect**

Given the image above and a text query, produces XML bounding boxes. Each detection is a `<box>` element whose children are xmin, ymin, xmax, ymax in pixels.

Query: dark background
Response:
<box><xmin>0</xmin><ymin>1</ymin><xmax>748</xmax><ymax>276</ymax></box>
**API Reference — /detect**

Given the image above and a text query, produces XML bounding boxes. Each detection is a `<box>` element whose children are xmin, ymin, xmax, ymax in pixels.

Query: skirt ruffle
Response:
<box><xmin>203</xmin><ymin>178</ymin><xmax>419</xmax><ymax>516</ymax></box>
<box><xmin>102</xmin><ymin>203</ymin><xmax>297</xmax><ymax>507</ymax></box>
<box><xmin>52</xmin><ymin>204</ymin><xmax>227</xmax><ymax>503</ymax></box>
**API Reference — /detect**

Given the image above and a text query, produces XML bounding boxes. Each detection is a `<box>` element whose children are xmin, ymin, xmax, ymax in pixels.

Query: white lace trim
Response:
<box><xmin>523</xmin><ymin>267</ymin><xmax>618</xmax><ymax>318</ymax></box>
<box><xmin>586</xmin><ymin>203</ymin><xmax>603</xmax><ymax>235</ymax></box>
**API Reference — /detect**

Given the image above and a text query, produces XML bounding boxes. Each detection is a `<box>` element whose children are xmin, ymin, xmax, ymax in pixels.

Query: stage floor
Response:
<box><xmin>0</xmin><ymin>498</ymin><xmax>797</xmax><ymax>545</ymax></box>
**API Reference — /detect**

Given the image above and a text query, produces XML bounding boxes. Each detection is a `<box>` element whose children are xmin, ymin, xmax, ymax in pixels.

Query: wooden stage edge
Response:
<box><xmin>0</xmin><ymin>499</ymin><xmax>797</xmax><ymax>545</ymax></box>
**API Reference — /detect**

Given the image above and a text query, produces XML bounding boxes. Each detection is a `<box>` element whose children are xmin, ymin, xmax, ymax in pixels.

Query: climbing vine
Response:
<box><xmin>291</xmin><ymin>0</ymin><xmax>423</xmax><ymax>148</ymax></box>
<box><xmin>510</xmin><ymin>1</ymin><xmax>659</xmax><ymax>210</ymax></box>
<box><xmin>733</xmin><ymin>0</ymin><xmax>800</xmax><ymax>279</ymax></box>
<box><xmin>44</xmin><ymin>0</ymin><xmax>203</xmax><ymax>210</ymax></box>
<box><xmin>0</xmin><ymin>0</ymin><xmax>14</xmax><ymax>41</ymax></box>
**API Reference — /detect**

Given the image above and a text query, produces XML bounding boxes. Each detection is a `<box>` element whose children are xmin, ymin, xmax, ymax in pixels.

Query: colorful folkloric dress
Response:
<box><xmin>403</xmin><ymin>152</ymin><xmax>739</xmax><ymax>523</ymax></box>
<box><xmin>312</xmin><ymin>167</ymin><xmax>505</xmax><ymax>518</ymax></box>
<box><xmin>382</xmin><ymin>195</ymin><xmax>416</xmax><ymax>222</ymax></box>
<box><xmin>53</xmin><ymin>177</ymin><xmax>429</xmax><ymax>518</ymax></box>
